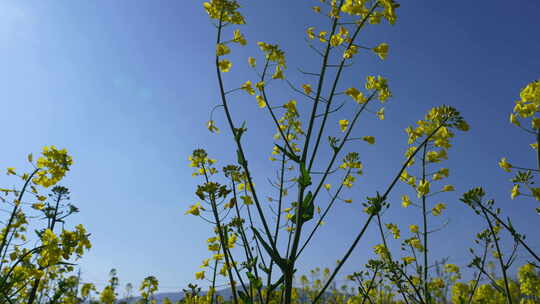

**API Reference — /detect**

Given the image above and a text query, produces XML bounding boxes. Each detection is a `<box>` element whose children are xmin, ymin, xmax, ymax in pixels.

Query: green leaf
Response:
<box><xmin>275</xmin><ymin>144</ymin><xmax>300</xmax><ymax>163</ymax></box>
<box><xmin>247</xmin><ymin>272</ymin><xmax>263</xmax><ymax>289</ymax></box>
<box><xmin>291</xmin><ymin>191</ymin><xmax>314</xmax><ymax>224</ymax></box>
<box><xmin>237</xmin><ymin>149</ymin><xmax>247</xmax><ymax>167</ymax></box>
<box><xmin>298</xmin><ymin>162</ymin><xmax>312</xmax><ymax>187</ymax></box>
<box><xmin>234</xmin><ymin>122</ymin><xmax>247</xmax><ymax>142</ymax></box>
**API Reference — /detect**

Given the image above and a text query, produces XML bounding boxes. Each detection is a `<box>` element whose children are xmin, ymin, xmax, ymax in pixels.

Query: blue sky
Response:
<box><xmin>1</xmin><ymin>0</ymin><xmax>539</xmax><ymax>294</ymax></box>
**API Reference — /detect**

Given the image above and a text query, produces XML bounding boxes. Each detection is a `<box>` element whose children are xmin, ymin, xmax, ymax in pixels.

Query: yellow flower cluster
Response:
<box><xmin>341</xmin><ymin>0</ymin><xmax>399</xmax><ymax>25</ymax></box>
<box><xmin>33</xmin><ymin>146</ymin><xmax>73</xmax><ymax>188</ymax></box>
<box><xmin>365</xmin><ymin>75</ymin><xmax>392</xmax><ymax>102</ymax></box>
<box><xmin>257</xmin><ymin>42</ymin><xmax>286</xmax><ymax>68</ymax></box>
<box><xmin>203</xmin><ymin>0</ymin><xmax>245</xmax><ymax>24</ymax></box>
<box><xmin>511</xmin><ymin>79</ymin><xmax>540</xmax><ymax>126</ymax></box>
<box><xmin>188</xmin><ymin>149</ymin><xmax>217</xmax><ymax>176</ymax></box>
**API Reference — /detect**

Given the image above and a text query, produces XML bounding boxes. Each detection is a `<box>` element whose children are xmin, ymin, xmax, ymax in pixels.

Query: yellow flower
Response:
<box><xmin>362</xmin><ymin>136</ymin><xmax>375</xmax><ymax>144</ymax></box>
<box><xmin>386</xmin><ymin>223</ymin><xmax>400</xmax><ymax>239</ymax></box>
<box><xmin>185</xmin><ymin>202</ymin><xmax>204</xmax><ymax>216</ymax></box>
<box><xmin>511</xmin><ymin>184</ymin><xmax>520</xmax><ymax>199</ymax></box>
<box><xmin>257</xmin><ymin>41</ymin><xmax>286</xmax><ymax>67</ymax></box>
<box><xmin>203</xmin><ymin>0</ymin><xmax>245</xmax><ymax>24</ymax></box>
<box><xmin>208</xmin><ymin>243</ymin><xmax>220</xmax><ymax>252</ymax></box>
<box><xmin>32</xmin><ymin>203</ymin><xmax>45</xmax><ymax>210</ymax></box>
<box><xmin>533</xmin><ymin>117</ymin><xmax>540</xmax><ymax>129</ymax></box>
<box><xmin>344</xmin><ymin>199</ymin><xmax>352</xmax><ymax>204</ymax></box>
<box><xmin>342</xmin><ymin>174</ymin><xmax>356</xmax><ymax>188</ymax></box>
<box><xmin>438</xmin><ymin>168</ymin><xmax>449</xmax><ymax>177</ymax></box>
<box><xmin>195</xmin><ymin>271</ymin><xmax>205</xmax><ymax>280</ymax></box>
<box><xmin>241</xmin><ymin>80</ymin><xmax>255</xmax><ymax>95</ymax></box>
<box><xmin>338</xmin><ymin>26</ymin><xmax>349</xmax><ymax>38</ymax></box>
<box><xmin>6</xmin><ymin>167</ymin><xmax>16</xmax><ymax>175</ymax></box>
<box><xmin>532</xmin><ymin>188</ymin><xmax>540</xmax><ymax>201</ymax></box>
<box><xmin>408</xmin><ymin>237</ymin><xmax>424</xmax><ymax>252</ymax></box>
<box><xmin>432</xmin><ymin>203</ymin><xmax>446</xmax><ymax>216</ymax></box>
<box><xmin>343</xmin><ymin>45</ymin><xmax>358</xmax><ymax>59</ymax></box>
<box><xmin>318</xmin><ymin>31</ymin><xmax>327</xmax><ymax>42</ymax></box>
<box><xmin>373</xmin><ymin>244</ymin><xmax>390</xmax><ymax>260</ymax></box>
<box><xmin>312</xmin><ymin>6</ymin><xmax>321</xmax><ymax>13</ymax></box>
<box><xmin>302</xmin><ymin>84</ymin><xmax>312</xmax><ymax>95</ymax></box>
<box><xmin>248</xmin><ymin>56</ymin><xmax>256</xmax><ymax>68</ymax></box>
<box><xmin>409</xmin><ymin>224</ymin><xmax>419</xmax><ymax>233</ymax></box>
<box><xmin>401</xmin><ymin>195</ymin><xmax>411</xmax><ymax>208</ymax></box>
<box><xmin>417</xmin><ymin>180</ymin><xmax>430</xmax><ymax>197</ymax></box>
<box><xmin>255</xmin><ymin>81</ymin><xmax>265</xmax><ymax>91</ymax></box>
<box><xmin>306</xmin><ymin>27</ymin><xmax>315</xmax><ymax>40</ymax></box>
<box><xmin>216</xmin><ymin>43</ymin><xmax>230</xmax><ymax>56</ymax></box>
<box><xmin>272</xmin><ymin>66</ymin><xmax>284</xmax><ymax>79</ymax></box>
<box><xmin>372</xmin><ymin>43</ymin><xmax>389</xmax><ymax>60</ymax></box>
<box><xmin>33</xmin><ymin>146</ymin><xmax>73</xmax><ymax>188</ymax></box>
<box><xmin>200</xmin><ymin>259</ymin><xmax>210</xmax><ymax>268</ymax></box>
<box><xmin>402</xmin><ymin>256</ymin><xmax>416</xmax><ymax>265</ymax></box>
<box><xmin>376</xmin><ymin>108</ymin><xmax>385</xmax><ymax>120</ymax></box>
<box><xmin>218</xmin><ymin>59</ymin><xmax>232</xmax><ymax>72</ymax></box>
<box><xmin>509</xmin><ymin>113</ymin><xmax>520</xmax><ymax>126</ymax></box>
<box><xmin>324</xmin><ymin>184</ymin><xmax>331</xmax><ymax>190</ymax></box>
<box><xmin>228</xmin><ymin>234</ymin><xmax>237</xmax><ymax>248</ymax></box>
<box><xmin>339</xmin><ymin>119</ymin><xmax>349</xmax><ymax>132</ymax></box>
<box><xmin>330</xmin><ymin>34</ymin><xmax>344</xmax><ymax>47</ymax></box>
<box><xmin>241</xmin><ymin>195</ymin><xmax>253</xmax><ymax>205</ymax></box>
<box><xmin>256</xmin><ymin>95</ymin><xmax>266</xmax><ymax>108</ymax></box>
<box><xmin>344</xmin><ymin>87</ymin><xmax>366</xmax><ymax>104</ymax></box>
<box><xmin>207</xmin><ymin>120</ymin><xmax>219</xmax><ymax>133</ymax></box>
<box><xmin>232</xmin><ymin>29</ymin><xmax>246</xmax><ymax>45</ymax></box>
<box><xmin>498</xmin><ymin>157</ymin><xmax>512</xmax><ymax>172</ymax></box>
<box><xmin>442</xmin><ymin>185</ymin><xmax>454</xmax><ymax>192</ymax></box>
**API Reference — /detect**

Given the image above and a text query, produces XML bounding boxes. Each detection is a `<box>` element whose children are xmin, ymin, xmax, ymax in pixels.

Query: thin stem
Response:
<box><xmin>214</xmin><ymin>15</ymin><xmax>277</xmax><ymax>256</ymax></box>
<box><xmin>481</xmin><ymin>207</ymin><xmax>513</xmax><ymax>304</ymax></box>
<box><xmin>376</xmin><ymin>215</ymin><xmax>425</xmax><ymax>304</ymax></box>
<box><xmin>479</xmin><ymin>204</ymin><xmax>540</xmax><ymax>263</ymax></box>
<box><xmin>0</xmin><ymin>169</ymin><xmax>39</xmax><ymax>269</ymax></box>
<box><xmin>307</xmin><ymin>2</ymin><xmax>379</xmax><ymax>171</ymax></box>
<box><xmin>312</xmin><ymin>214</ymin><xmax>375</xmax><ymax>304</ymax></box>
<box><xmin>466</xmin><ymin>240</ymin><xmax>489</xmax><ymax>304</ymax></box>
<box><xmin>296</xmin><ymin>169</ymin><xmax>350</xmax><ymax>258</ymax></box>
<box><xmin>421</xmin><ymin>145</ymin><xmax>430</xmax><ymax>304</ymax></box>
<box><xmin>536</xmin><ymin>131</ymin><xmax>540</xmax><ymax>171</ymax></box>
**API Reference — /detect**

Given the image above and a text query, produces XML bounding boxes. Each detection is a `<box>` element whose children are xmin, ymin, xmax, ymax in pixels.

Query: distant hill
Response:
<box><xmin>120</xmin><ymin>287</ymin><xmax>235</xmax><ymax>304</ymax></box>
<box><xmin>120</xmin><ymin>287</ymin><xmax>338</xmax><ymax>304</ymax></box>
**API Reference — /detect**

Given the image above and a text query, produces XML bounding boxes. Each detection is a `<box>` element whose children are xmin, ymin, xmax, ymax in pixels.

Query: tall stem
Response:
<box><xmin>536</xmin><ymin>131</ymin><xmax>540</xmax><ymax>170</ymax></box>
<box><xmin>481</xmin><ymin>208</ymin><xmax>513</xmax><ymax>304</ymax></box>
<box><xmin>421</xmin><ymin>145</ymin><xmax>430</xmax><ymax>304</ymax></box>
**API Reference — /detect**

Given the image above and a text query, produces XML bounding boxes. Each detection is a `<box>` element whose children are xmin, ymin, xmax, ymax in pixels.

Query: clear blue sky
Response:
<box><xmin>1</xmin><ymin>0</ymin><xmax>539</xmax><ymax>294</ymax></box>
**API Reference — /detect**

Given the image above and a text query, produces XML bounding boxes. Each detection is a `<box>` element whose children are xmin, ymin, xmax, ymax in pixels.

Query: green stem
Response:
<box><xmin>0</xmin><ymin>168</ymin><xmax>39</xmax><ymax>267</ymax></box>
<box><xmin>421</xmin><ymin>144</ymin><xmax>430</xmax><ymax>304</ymax></box>
<box><xmin>466</xmin><ymin>240</ymin><xmax>489</xmax><ymax>304</ymax></box>
<box><xmin>536</xmin><ymin>131</ymin><xmax>540</xmax><ymax>170</ymax></box>
<box><xmin>307</xmin><ymin>2</ymin><xmax>379</xmax><ymax>171</ymax></box>
<box><xmin>202</xmin><ymin>165</ymin><xmax>239</xmax><ymax>304</ymax></box>
<box><xmin>214</xmin><ymin>14</ymin><xmax>277</xmax><ymax>257</ymax></box>
<box><xmin>479</xmin><ymin>204</ymin><xmax>540</xmax><ymax>263</ymax></box>
<box><xmin>312</xmin><ymin>214</ymin><xmax>374</xmax><ymax>304</ymax></box>
<box><xmin>481</xmin><ymin>207</ymin><xmax>513</xmax><ymax>304</ymax></box>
